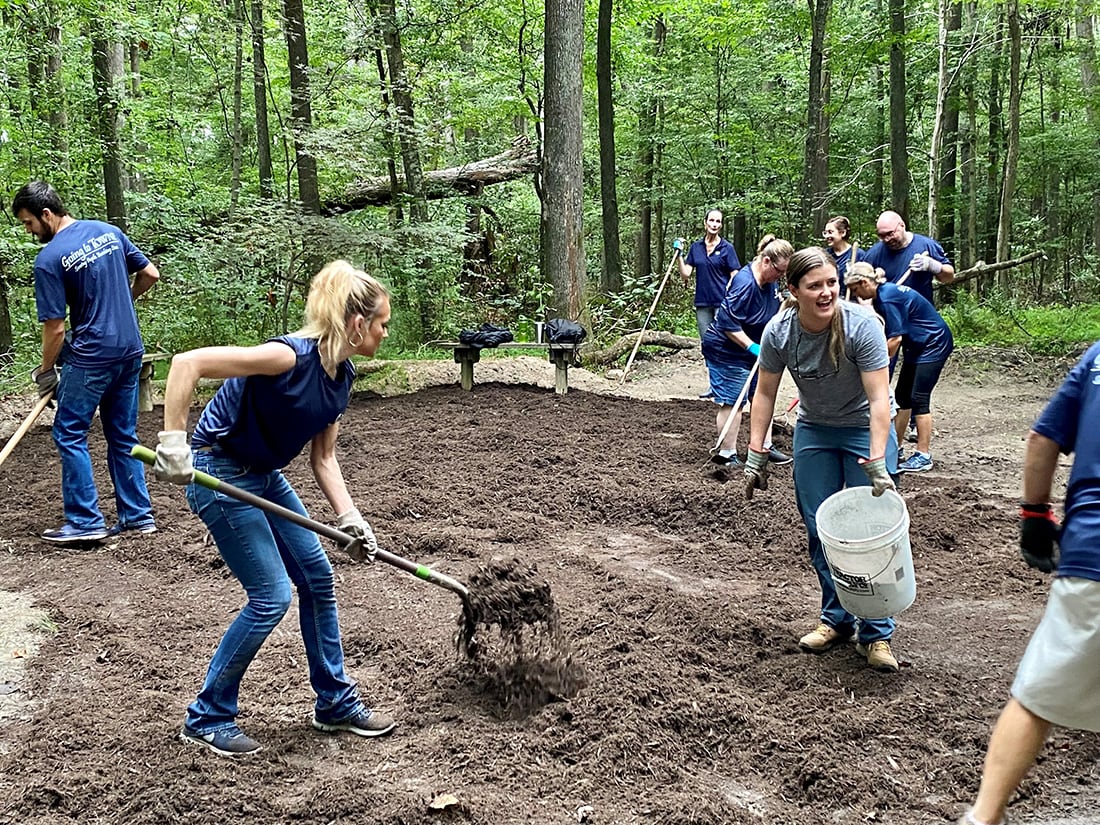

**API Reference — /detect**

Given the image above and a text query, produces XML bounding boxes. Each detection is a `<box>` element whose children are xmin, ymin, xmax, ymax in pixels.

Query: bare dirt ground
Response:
<box><xmin>0</xmin><ymin>344</ymin><xmax>1097</xmax><ymax>825</ymax></box>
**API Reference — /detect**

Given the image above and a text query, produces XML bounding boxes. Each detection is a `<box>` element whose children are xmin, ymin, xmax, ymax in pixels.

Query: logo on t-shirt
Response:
<box><xmin>60</xmin><ymin>232</ymin><xmax>121</xmax><ymax>272</ymax></box>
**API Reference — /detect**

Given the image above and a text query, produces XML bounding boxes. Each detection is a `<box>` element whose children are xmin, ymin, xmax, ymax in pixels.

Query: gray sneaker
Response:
<box><xmin>312</xmin><ymin>707</ymin><xmax>396</xmax><ymax>738</ymax></box>
<box><xmin>106</xmin><ymin>520</ymin><xmax>157</xmax><ymax>537</ymax></box>
<box><xmin>180</xmin><ymin>724</ymin><xmax>262</xmax><ymax>756</ymax></box>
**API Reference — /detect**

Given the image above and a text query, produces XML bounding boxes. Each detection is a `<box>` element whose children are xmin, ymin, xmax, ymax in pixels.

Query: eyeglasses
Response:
<box><xmin>877</xmin><ymin>224</ymin><xmax>902</xmax><ymax>239</ymax></box>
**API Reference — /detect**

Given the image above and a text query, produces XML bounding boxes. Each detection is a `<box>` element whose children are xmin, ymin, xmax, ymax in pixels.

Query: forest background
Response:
<box><xmin>1</xmin><ymin>0</ymin><xmax>1100</xmax><ymax>392</ymax></box>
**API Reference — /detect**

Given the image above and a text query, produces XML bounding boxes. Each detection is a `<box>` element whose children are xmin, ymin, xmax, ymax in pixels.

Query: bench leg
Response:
<box><xmin>549</xmin><ymin>350</ymin><xmax>570</xmax><ymax>395</ymax></box>
<box><xmin>138</xmin><ymin>361</ymin><xmax>156</xmax><ymax>412</ymax></box>
<box><xmin>453</xmin><ymin>347</ymin><xmax>480</xmax><ymax>391</ymax></box>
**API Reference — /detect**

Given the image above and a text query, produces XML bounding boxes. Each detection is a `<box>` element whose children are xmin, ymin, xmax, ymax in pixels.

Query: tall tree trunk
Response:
<box><xmin>927</xmin><ymin>0</ymin><xmax>949</xmax><ymax>232</ymax></box>
<box><xmin>541</xmin><ymin>0</ymin><xmax>586</xmax><ymax>321</ymax></box>
<box><xmin>936</xmin><ymin>0</ymin><xmax>964</xmax><ymax>257</ymax></box>
<box><xmin>251</xmin><ymin>0</ymin><xmax>274</xmax><ymax>199</ymax></box>
<box><xmin>995</xmin><ymin>0</ymin><xmax>1021</xmax><ymax>277</ymax></box>
<box><xmin>983</xmin><ymin>7</ymin><xmax>1005</xmax><ymax>264</ymax></box>
<box><xmin>803</xmin><ymin>0</ymin><xmax>831</xmax><ymax>235</ymax></box>
<box><xmin>596</xmin><ymin>0</ymin><xmax>622</xmax><ymax>295</ymax></box>
<box><xmin>871</xmin><ymin>0</ymin><xmax>885</xmax><ymax>210</ymax></box>
<box><xmin>91</xmin><ymin>32</ymin><xmax>129</xmax><ymax>231</ymax></box>
<box><xmin>378</xmin><ymin>0</ymin><xmax>427</xmax><ymax>224</ymax></box>
<box><xmin>44</xmin><ymin>3</ymin><xmax>70</xmax><ymax>172</ymax></box>
<box><xmin>633</xmin><ymin>17</ymin><xmax>664</xmax><ymax>280</ymax></box>
<box><xmin>229</xmin><ymin>0</ymin><xmax>245</xmax><ymax>209</ymax></box>
<box><xmin>373</xmin><ymin>47</ymin><xmax>403</xmax><ymax>225</ymax></box>
<box><xmin>887</xmin><ymin>0</ymin><xmax>909</xmax><ymax>219</ymax></box>
<box><xmin>1076</xmin><ymin>0</ymin><xmax>1100</xmax><ymax>258</ymax></box>
<box><xmin>282</xmin><ymin>0</ymin><xmax>320</xmax><ymax>214</ymax></box>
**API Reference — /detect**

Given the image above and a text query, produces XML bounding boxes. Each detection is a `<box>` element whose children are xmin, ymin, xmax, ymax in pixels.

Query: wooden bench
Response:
<box><xmin>138</xmin><ymin>352</ymin><xmax>171</xmax><ymax>412</ymax></box>
<box><xmin>442</xmin><ymin>342</ymin><xmax>579</xmax><ymax>394</ymax></box>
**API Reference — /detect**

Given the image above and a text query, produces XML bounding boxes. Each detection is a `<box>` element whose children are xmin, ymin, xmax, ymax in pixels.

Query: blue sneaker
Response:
<box><xmin>898</xmin><ymin>452</ymin><xmax>933</xmax><ymax>473</ymax></box>
<box><xmin>312</xmin><ymin>707</ymin><xmax>396</xmax><ymax>738</ymax></box>
<box><xmin>41</xmin><ymin>524</ymin><xmax>108</xmax><ymax>544</ymax></box>
<box><xmin>180</xmin><ymin>724</ymin><xmax>262</xmax><ymax>756</ymax></box>
<box><xmin>106</xmin><ymin>520</ymin><xmax>157</xmax><ymax>537</ymax></box>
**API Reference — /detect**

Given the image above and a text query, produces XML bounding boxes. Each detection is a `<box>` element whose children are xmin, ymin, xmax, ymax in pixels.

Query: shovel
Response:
<box><xmin>130</xmin><ymin>445</ymin><xmax>485</xmax><ymax>656</ymax></box>
<box><xmin>708</xmin><ymin>357</ymin><xmax>761</xmax><ymax>463</ymax></box>
<box><xmin>0</xmin><ymin>392</ymin><xmax>54</xmax><ymax>471</ymax></box>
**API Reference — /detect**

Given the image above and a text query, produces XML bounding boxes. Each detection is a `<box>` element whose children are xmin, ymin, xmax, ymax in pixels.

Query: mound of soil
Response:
<box><xmin>0</xmin><ymin>349</ymin><xmax>1096</xmax><ymax>825</ymax></box>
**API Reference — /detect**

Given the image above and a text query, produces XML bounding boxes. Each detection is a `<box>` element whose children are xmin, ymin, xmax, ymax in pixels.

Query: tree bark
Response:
<box><xmin>887</xmin><ymin>0</ymin><xmax>909</xmax><ymax>219</ymax></box>
<box><xmin>596</xmin><ymin>0</ymin><xmax>622</xmax><ymax>295</ymax></box>
<box><xmin>983</xmin><ymin>7</ymin><xmax>1005</xmax><ymax>266</ymax></box>
<box><xmin>935</xmin><ymin>0</ymin><xmax>964</xmax><ymax>257</ymax></box>
<box><xmin>229</xmin><ymin>0</ymin><xmax>245</xmax><ymax>210</ymax></box>
<box><xmin>633</xmin><ymin>17</ymin><xmax>664</xmax><ymax>281</ymax></box>
<box><xmin>803</xmin><ymin>0</ymin><xmax>831</xmax><ymax>235</ymax></box>
<box><xmin>541</xmin><ymin>0</ymin><xmax>587</xmax><ymax>321</ymax></box>
<box><xmin>995</xmin><ymin>0</ymin><xmax>1021</xmax><ymax>277</ymax></box>
<box><xmin>250</xmin><ymin>0</ymin><xmax>274</xmax><ymax>199</ymax></box>
<box><xmin>282</xmin><ymin>0</ymin><xmax>320</xmax><ymax>214</ymax></box>
<box><xmin>91</xmin><ymin>32</ymin><xmax>128</xmax><ymax>231</ymax></box>
<box><xmin>1076</xmin><ymin>0</ymin><xmax>1100</xmax><ymax>258</ymax></box>
<box><xmin>580</xmin><ymin>331</ymin><xmax>697</xmax><ymax>367</ymax></box>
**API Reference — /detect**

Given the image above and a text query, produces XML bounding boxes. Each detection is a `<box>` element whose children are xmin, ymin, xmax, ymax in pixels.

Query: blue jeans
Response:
<box><xmin>184</xmin><ymin>450</ymin><xmax>361</xmax><ymax>733</ymax></box>
<box><xmin>792</xmin><ymin>421</ymin><xmax>900</xmax><ymax>643</ymax></box>
<box><xmin>695</xmin><ymin>306</ymin><xmax>718</xmax><ymax>339</ymax></box>
<box><xmin>52</xmin><ymin>356</ymin><xmax>152</xmax><ymax>530</ymax></box>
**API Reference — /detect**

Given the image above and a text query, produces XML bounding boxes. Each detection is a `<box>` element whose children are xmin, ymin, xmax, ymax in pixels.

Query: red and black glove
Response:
<box><xmin>1019</xmin><ymin>503</ymin><xmax>1058</xmax><ymax>573</ymax></box>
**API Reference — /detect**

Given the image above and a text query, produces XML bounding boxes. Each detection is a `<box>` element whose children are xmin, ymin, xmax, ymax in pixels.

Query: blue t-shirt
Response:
<box><xmin>827</xmin><ymin>245</ymin><xmax>865</xmax><ymax>280</ymax></box>
<box><xmin>686</xmin><ymin>237</ymin><xmax>741</xmax><ymax>307</ymax></box>
<box><xmin>701</xmin><ymin>265</ymin><xmax>779</xmax><ymax>368</ymax></box>
<box><xmin>863</xmin><ymin>233</ymin><xmax>951</xmax><ymax>304</ymax></box>
<box><xmin>34</xmin><ymin>219</ymin><xmax>149</xmax><ymax>367</ymax></box>
<box><xmin>873</xmin><ymin>283</ymin><xmax>954</xmax><ymax>363</ymax></box>
<box><xmin>1031</xmin><ymin>341</ymin><xmax>1100</xmax><ymax>581</ymax></box>
<box><xmin>192</xmin><ymin>336</ymin><xmax>355</xmax><ymax>473</ymax></box>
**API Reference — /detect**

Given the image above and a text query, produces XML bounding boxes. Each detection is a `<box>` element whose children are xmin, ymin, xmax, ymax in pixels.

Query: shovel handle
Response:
<box><xmin>0</xmin><ymin>392</ymin><xmax>55</xmax><ymax>471</ymax></box>
<box><xmin>131</xmin><ymin>445</ymin><xmax>470</xmax><ymax>600</ymax></box>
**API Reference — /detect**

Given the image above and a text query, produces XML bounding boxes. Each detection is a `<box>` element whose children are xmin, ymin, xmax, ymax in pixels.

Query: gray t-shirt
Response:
<box><xmin>760</xmin><ymin>302</ymin><xmax>889</xmax><ymax>427</ymax></box>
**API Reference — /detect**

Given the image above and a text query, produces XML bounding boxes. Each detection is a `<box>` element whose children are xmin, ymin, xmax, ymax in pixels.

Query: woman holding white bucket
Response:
<box><xmin>742</xmin><ymin>247</ymin><xmax>902</xmax><ymax>673</ymax></box>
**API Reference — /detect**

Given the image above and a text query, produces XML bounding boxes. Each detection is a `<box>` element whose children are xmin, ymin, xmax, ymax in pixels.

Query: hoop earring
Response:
<box><xmin>348</xmin><ymin>329</ymin><xmax>364</xmax><ymax>347</ymax></box>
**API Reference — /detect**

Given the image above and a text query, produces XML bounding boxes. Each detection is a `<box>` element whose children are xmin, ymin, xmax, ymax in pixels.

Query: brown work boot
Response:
<box><xmin>857</xmin><ymin>640</ymin><xmax>899</xmax><ymax>673</ymax></box>
<box><xmin>798</xmin><ymin>623</ymin><xmax>846</xmax><ymax>653</ymax></box>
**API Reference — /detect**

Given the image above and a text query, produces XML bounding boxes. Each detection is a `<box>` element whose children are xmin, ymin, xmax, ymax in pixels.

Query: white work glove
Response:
<box><xmin>338</xmin><ymin>507</ymin><xmax>378</xmax><ymax>562</ymax></box>
<box><xmin>908</xmin><ymin>252</ymin><xmax>942</xmax><ymax>275</ymax></box>
<box><xmin>859</xmin><ymin>456</ymin><xmax>896</xmax><ymax>497</ymax></box>
<box><xmin>154</xmin><ymin>430</ymin><xmax>194</xmax><ymax>485</ymax></box>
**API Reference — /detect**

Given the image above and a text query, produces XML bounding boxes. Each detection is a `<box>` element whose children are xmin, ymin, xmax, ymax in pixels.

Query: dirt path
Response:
<box><xmin>0</xmin><ymin>345</ymin><xmax>1094</xmax><ymax>825</ymax></box>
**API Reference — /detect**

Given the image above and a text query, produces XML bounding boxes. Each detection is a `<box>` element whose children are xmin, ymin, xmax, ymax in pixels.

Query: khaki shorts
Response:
<box><xmin>1012</xmin><ymin>577</ymin><xmax>1100</xmax><ymax>732</ymax></box>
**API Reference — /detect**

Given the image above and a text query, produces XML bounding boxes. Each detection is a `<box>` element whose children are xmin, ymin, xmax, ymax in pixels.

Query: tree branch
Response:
<box><xmin>944</xmin><ymin>249</ymin><xmax>1046</xmax><ymax>286</ymax></box>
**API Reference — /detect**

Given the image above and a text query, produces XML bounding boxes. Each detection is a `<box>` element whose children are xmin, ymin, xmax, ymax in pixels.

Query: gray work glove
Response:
<box><xmin>859</xmin><ymin>456</ymin><xmax>896</xmax><ymax>497</ymax></box>
<box><xmin>31</xmin><ymin>365</ymin><xmax>60</xmax><ymax>399</ymax></box>
<box><xmin>338</xmin><ymin>507</ymin><xmax>378</xmax><ymax>562</ymax></box>
<box><xmin>154</xmin><ymin>430</ymin><xmax>194</xmax><ymax>485</ymax></box>
<box><xmin>743</xmin><ymin>447</ymin><xmax>770</xmax><ymax>501</ymax></box>
<box><xmin>908</xmin><ymin>252</ymin><xmax>943</xmax><ymax>275</ymax></box>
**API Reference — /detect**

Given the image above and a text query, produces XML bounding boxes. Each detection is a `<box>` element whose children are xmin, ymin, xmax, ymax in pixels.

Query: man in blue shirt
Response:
<box><xmin>12</xmin><ymin>181</ymin><xmax>160</xmax><ymax>544</ymax></box>
<box><xmin>863</xmin><ymin>210</ymin><xmax>955</xmax><ymax>305</ymax></box>
<box><xmin>957</xmin><ymin>342</ymin><xmax>1100</xmax><ymax>825</ymax></box>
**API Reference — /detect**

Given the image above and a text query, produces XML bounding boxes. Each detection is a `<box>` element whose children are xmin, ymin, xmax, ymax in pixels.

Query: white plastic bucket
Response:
<box><xmin>815</xmin><ymin>487</ymin><xmax>915</xmax><ymax>619</ymax></box>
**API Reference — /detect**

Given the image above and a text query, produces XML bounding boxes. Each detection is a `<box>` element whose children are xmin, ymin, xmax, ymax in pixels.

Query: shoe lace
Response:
<box><xmin>868</xmin><ymin>641</ymin><xmax>892</xmax><ymax>655</ymax></box>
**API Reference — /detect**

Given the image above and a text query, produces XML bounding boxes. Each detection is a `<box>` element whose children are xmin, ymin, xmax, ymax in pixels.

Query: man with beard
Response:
<box><xmin>863</xmin><ymin>210</ymin><xmax>955</xmax><ymax>305</ymax></box>
<box><xmin>12</xmin><ymin>180</ymin><xmax>160</xmax><ymax>544</ymax></box>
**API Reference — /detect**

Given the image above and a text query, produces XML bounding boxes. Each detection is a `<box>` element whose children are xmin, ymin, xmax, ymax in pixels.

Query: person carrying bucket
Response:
<box><xmin>701</xmin><ymin>234</ymin><xmax>793</xmax><ymax>467</ymax></box>
<box><xmin>741</xmin><ymin>247</ymin><xmax>902</xmax><ymax>673</ymax></box>
<box><xmin>957</xmin><ymin>342</ymin><xmax>1100</xmax><ymax>825</ymax></box>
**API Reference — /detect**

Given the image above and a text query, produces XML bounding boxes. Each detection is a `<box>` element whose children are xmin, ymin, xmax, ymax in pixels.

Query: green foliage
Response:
<box><xmin>941</xmin><ymin>290</ymin><xmax>1100</xmax><ymax>355</ymax></box>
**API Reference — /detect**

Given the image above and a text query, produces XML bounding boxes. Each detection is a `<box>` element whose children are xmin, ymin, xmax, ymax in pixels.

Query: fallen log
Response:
<box><xmin>579</xmin><ymin>331</ymin><xmax>697</xmax><ymax>367</ymax></box>
<box><xmin>941</xmin><ymin>250</ymin><xmax>1047</xmax><ymax>287</ymax></box>
<box><xmin>324</xmin><ymin>137</ymin><xmax>538</xmax><ymax>214</ymax></box>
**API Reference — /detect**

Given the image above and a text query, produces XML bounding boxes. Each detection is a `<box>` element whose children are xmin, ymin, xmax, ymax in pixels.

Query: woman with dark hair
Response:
<box><xmin>677</xmin><ymin>208</ymin><xmax>742</xmax><ymax>339</ymax></box>
<box><xmin>822</xmin><ymin>215</ymin><xmax>863</xmax><ymax>279</ymax></box>
<box><xmin>742</xmin><ymin>247</ymin><xmax>902</xmax><ymax>673</ymax></box>
<box><xmin>701</xmin><ymin>234</ymin><xmax>793</xmax><ymax>466</ymax></box>
<box><xmin>153</xmin><ymin>260</ymin><xmax>397</xmax><ymax>755</ymax></box>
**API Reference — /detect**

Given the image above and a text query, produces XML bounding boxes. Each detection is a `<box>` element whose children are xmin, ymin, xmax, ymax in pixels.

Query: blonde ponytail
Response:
<box><xmin>295</xmin><ymin>260</ymin><xmax>388</xmax><ymax>374</ymax></box>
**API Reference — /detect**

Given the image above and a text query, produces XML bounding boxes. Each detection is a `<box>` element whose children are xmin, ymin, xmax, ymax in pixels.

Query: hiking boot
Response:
<box><xmin>899</xmin><ymin>452</ymin><xmax>933</xmax><ymax>473</ymax></box>
<box><xmin>312</xmin><ymin>707</ymin><xmax>396</xmax><ymax>738</ymax></box>
<box><xmin>766</xmin><ymin>448</ymin><xmax>792</xmax><ymax>466</ymax></box>
<box><xmin>180</xmin><ymin>724</ymin><xmax>262</xmax><ymax>756</ymax></box>
<box><xmin>106</xmin><ymin>520</ymin><xmax>157</xmax><ymax>537</ymax></box>
<box><xmin>857</xmin><ymin>640</ymin><xmax>899</xmax><ymax>673</ymax></box>
<box><xmin>41</xmin><ymin>524</ymin><xmax>108</xmax><ymax>544</ymax></box>
<box><xmin>798</xmin><ymin>623</ymin><xmax>846</xmax><ymax>653</ymax></box>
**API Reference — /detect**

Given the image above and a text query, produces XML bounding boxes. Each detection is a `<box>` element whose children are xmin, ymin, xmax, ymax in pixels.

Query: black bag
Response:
<box><xmin>545</xmin><ymin>318</ymin><xmax>587</xmax><ymax>345</ymax></box>
<box><xmin>458</xmin><ymin>323</ymin><xmax>514</xmax><ymax>349</ymax></box>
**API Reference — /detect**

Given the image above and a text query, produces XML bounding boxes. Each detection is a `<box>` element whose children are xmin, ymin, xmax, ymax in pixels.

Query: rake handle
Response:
<box><xmin>131</xmin><ymin>445</ymin><xmax>470</xmax><ymax>599</ymax></box>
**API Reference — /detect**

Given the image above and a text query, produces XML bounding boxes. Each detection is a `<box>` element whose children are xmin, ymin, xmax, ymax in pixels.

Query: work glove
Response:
<box><xmin>153</xmin><ymin>430</ymin><xmax>194</xmax><ymax>485</ymax></box>
<box><xmin>858</xmin><ymin>455</ymin><xmax>896</xmax><ymax>497</ymax></box>
<box><xmin>338</xmin><ymin>507</ymin><xmax>378</xmax><ymax>563</ymax></box>
<box><xmin>31</xmin><ymin>365</ymin><xmax>60</xmax><ymax>399</ymax></box>
<box><xmin>747</xmin><ymin>342</ymin><xmax>761</xmax><ymax>358</ymax></box>
<box><xmin>1019</xmin><ymin>503</ymin><xmax>1058</xmax><ymax>573</ymax></box>
<box><xmin>743</xmin><ymin>447</ymin><xmax>770</xmax><ymax>501</ymax></box>
<box><xmin>672</xmin><ymin>237</ymin><xmax>687</xmax><ymax>258</ymax></box>
<box><xmin>908</xmin><ymin>252</ymin><xmax>943</xmax><ymax>275</ymax></box>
